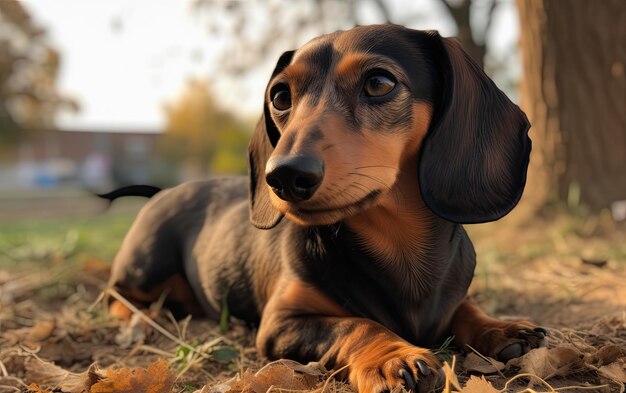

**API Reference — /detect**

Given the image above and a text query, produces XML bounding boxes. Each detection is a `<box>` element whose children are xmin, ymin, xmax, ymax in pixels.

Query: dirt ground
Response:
<box><xmin>0</xmin><ymin>198</ymin><xmax>625</xmax><ymax>392</ymax></box>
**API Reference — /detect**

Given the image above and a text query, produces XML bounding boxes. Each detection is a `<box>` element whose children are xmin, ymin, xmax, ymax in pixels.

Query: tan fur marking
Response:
<box><xmin>346</xmin><ymin>103</ymin><xmax>434</xmax><ymax>263</ymax></box>
<box><xmin>109</xmin><ymin>274</ymin><xmax>203</xmax><ymax>317</ymax></box>
<box><xmin>280</xmin><ymin>63</ymin><xmax>309</xmax><ymax>95</ymax></box>
<box><xmin>335</xmin><ymin>53</ymin><xmax>370</xmax><ymax>82</ymax></box>
<box><xmin>277</xmin><ymin>280</ymin><xmax>351</xmax><ymax>317</ymax></box>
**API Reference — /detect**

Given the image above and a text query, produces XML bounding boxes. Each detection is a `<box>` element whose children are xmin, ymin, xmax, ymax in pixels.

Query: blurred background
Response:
<box><xmin>0</xmin><ymin>0</ymin><xmax>624</xmax><ymax>293</ymax></box>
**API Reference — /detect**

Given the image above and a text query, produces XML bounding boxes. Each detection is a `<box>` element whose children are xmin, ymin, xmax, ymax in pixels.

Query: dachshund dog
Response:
<box><xmin>107</xmin><ymin>24</ymin><xmax>546</xmax><ymax>392</ymax></box>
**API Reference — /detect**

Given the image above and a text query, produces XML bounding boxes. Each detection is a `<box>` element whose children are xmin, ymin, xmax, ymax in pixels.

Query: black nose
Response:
<box><xmin>265</xmin><ymin>155</ymin><xmax>324</xmax><ymax>202</ymax></box>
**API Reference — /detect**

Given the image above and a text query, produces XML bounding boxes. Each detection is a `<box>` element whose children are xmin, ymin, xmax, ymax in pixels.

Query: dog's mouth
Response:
<box><xmin>295</xmin><ymin>189</ymin><xmax>382</xmax><ymax>216</ymax></box>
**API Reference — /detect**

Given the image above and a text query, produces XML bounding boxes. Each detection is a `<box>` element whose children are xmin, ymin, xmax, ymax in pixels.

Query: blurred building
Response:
<box><xmin>0</xmin><ymin>129</ymin><xmax>164</xmax><ymax>191</ymax></box>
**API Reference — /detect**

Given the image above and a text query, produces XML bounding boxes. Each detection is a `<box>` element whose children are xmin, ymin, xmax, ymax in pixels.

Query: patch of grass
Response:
<box><xmin>0</xmin><ymin>210</ymin><xmax>137</xmax><ymax>269</ymax></box>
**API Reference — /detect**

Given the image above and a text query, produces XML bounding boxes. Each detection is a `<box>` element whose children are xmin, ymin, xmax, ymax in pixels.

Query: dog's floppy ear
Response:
<box><xmin>248</xmin><ymin>50</ymin><xmax>294</xmax><ymax>229</ymax></box>
<box><xmin>418</xmin><ymin>33</ymin><xmax>531</xmax><ymax>224</ymax></box>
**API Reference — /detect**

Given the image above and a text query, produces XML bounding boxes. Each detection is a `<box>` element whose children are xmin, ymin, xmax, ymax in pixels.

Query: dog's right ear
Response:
<box><xmin>248</xmin><ymin>50</ymin><xmax>294</xmax><ymax>229</ymax></box>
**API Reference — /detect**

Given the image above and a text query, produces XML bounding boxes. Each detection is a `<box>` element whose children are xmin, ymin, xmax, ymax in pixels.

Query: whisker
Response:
<box><xmin>349</xmin><ymin>182</ymin><xmax>370</xmax><ymax>196</ymax></box>
<box><xmin>353</xmin><ymin>165</ymin><xmax>398</xmax><ymax>171</ymax></box>
<box><xmin>347</xmin><ymin>172</ymin><xmax>392</xmax><ymax>192</ymax></box>
<box><xmin>347</xmin><ymin>171</ymin><xmax>407</xmax><ymax>213</ymax></box>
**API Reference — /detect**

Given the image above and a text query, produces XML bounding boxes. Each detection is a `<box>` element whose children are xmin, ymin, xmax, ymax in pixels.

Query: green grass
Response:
<box><xmin>0</xmin><ymin>209</ymin><xmax>137</xmax><ymax>269</ymax></box>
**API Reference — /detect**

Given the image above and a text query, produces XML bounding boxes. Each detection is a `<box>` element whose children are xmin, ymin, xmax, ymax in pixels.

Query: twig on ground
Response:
<box><xmin>320</xmin><ymin>364</ymin><xmax>349</xmax><ymax>393</ymax></box>
<box><xmin>106</xmin><ymin>288</ymin><xmax>211</xmax><ymax>360</ymax></box>
<box><xmin>465</xmin><ymin>344</ymin><xmax>506</xmax><ymax>379</ymax></box>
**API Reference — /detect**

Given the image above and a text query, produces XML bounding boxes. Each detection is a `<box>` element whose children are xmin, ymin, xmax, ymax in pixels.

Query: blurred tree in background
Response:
<box><xmin>517</xmin><ymin>0</ymin><xmax>626</xmax><ymax>214</ymax></box>
<box><xmin>0</xmin><ymin>0</ymin><xmax>77</xmax><ymax>151</ymax></box>
<box><xmin>162</xmin><ymin>79</ymin><xmax>250</xmax><ymax>176</ymax></box>
<box><xmin>195</xmin><ymin>0</ymin><xmax>503</xmax><ymax>70</ymax></box>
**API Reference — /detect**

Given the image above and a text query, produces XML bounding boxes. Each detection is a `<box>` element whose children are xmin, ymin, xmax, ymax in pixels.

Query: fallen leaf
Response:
<box><xmin>90</xmin><ymin>358</ymin><xmax>175</xmax><ymax>393</ymax></box>
<box><xmin>598</xmin><ymin>359</ymin><xmax>626</xmax><ymax>383</ymax></box>
<box><xmin>590</xmin><ymin>345</ymin><xmax>626</xmax><ymax>366</ymax></box>
<box><xmin>25</xmin><ymin>357</ymin><xmax>95</xmax><ymax>393</ymax></box>
<box><xmin>511</xmin><ymin>346</ymin><xmax>584</xmax><ymax>383</ymax></box>
<box><xmin>211</xmin><ymin>360</ymin><xmax>327</xmax><ymax>393</ymax></box>
<box><xmin>29</xmin><ymin>319</ymin><xmax>56</xmax><ymax>341</ymax></box>
<box><xmin>460</xmin><ymin>376</ymin><xmax>499</xmax><ymax>393</ymax></box>
<box><xmin>270</xmin><ymin>360</ymin><xmax>325</xmax><ymax>376</ymax></box>
<box><xmin>462</xmin><ymin>353</ymin><xmax>505</xmax><ymax>374</ymax></box>
<box><xmin>27</xmin><ymin>383</ymin><xmax>53</xmax><ymax>393</ymax></box>
<box><xmin>85</xmin><ymin>364</ymin><xmax>106</xmax><ymax>391</ymax></box>
<box><xmin>1</xmin><ymin>319</ymin><xmax>55</xmax><ymax>344</ymax></box>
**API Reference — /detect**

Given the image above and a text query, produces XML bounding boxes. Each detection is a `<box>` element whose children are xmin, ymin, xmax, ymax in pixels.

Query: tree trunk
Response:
<box><xmin>517</xmin><ymin>0</ymin><xmax>626</xmax><ymax>214</ymax></box>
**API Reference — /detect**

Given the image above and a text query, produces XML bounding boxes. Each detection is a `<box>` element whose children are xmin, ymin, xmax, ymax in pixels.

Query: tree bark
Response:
<box><xmin>517</xmin><ymin>0</ymin><xmax>626</xmax><ymax>213</ymax></box>
<box><xmin>439</xmin><ymin>0</ymin><xmax>488</xmax><ymax>68</ymax></box>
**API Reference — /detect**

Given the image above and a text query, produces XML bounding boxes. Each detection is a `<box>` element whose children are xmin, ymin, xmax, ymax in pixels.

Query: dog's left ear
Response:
<box><xmin>248</xmin><ymin>50</ymin><xmax>294</xmax><ymax>229</ymax></box>
<box><xmin>419</xmin><ymin>33</ymin><xmax>531</xmax><ymax>224</ymax></box>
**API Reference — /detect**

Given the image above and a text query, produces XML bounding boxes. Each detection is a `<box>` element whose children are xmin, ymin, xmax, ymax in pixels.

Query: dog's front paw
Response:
<box><xmin>472</xmin><ymin>321</ymin><xmax>548</xmax><ymax>363</ymax></box>
<box><xmin>349</xmin><ymin>344</ymin><xmax>442</xmax><ymax>393</ymax></box>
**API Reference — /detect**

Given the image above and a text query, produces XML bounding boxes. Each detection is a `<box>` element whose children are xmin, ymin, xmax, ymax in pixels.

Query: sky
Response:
<box><xmin>24</xmin><ymin>0</ymin><xmax>519</xmax><ymax>132</ymax></box>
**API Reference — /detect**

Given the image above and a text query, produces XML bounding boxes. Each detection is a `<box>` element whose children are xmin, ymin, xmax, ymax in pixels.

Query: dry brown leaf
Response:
<box><xmin>90</xmin><ymin>358</ymin><xmax>175</xmax><ymax>393</ymax></box>
<box><xmin>590</xmin><ymin>316</ymin><xmax>626</xmax><ymax>336</ymax></box>
<box><xmin>25</xmin><ymin>357</ymin><xmax>95</xmax><ymax>393</ymax></box>
<box><xmin>1</xmin><ymin>321</ymin><xmax>54</xmax><ymax>345</ymax></box>
<box><xmin>590</xmin><ymin>345</ymin><xmax>626</xmax><ymax>366</ymax></box>
<box><xmin>29</xmin><ymin>319</ymin><xmax>56</xmax><ymax>341</ymax></box>
<box><xmin>27</xmin><ymin>383</ymin><xmax>53</xmax><ymax>393</ymax></box>
<box><xmin>84</xmin><ymin>364</ymin><xmax>106</xmax><ymax>391</ymax></box>
<box><xmin>272</xmin><ymin>360</ymin><xmax>326</xmax><ymax>376</ymax></box>
<box><xmin>462</xmin><ymin>353</ymin><xmax>505</xmax><ymax>374</ymax></box>
<box><xmin>511</xmin><ymin>346</ymin><xmax>584</xmax><ymax>382</ymax></box>
<box><xmin>209</xmin><ymin>360</ymin><xmax>327</xmax><ymax>393</ymax></box>
<box><xmin>460</xmin><ymin>376</ymin><xmax>499</xmax><ymax>393</ymax></box>
<box><xmin>598</xmin><ymin>358</ymin><xmax>626</xmax><ymax>383</ymax></box>
<box><xmin>233</xmin><ymin>366</ymin><xmax>313</xmax><ymax>392</ymax></box>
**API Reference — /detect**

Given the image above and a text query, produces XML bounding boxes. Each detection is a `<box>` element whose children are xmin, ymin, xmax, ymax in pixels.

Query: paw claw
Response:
<box><xmin>398</xmin><ymin>368</ymin><xmax>416</xmax><ymax>391</ymax></box>
<box><xmin>433</xmin><ymin>368</ymin><xmax>445</xmax><ymax>390</ymax></box>
<box><xmin>416</xmin><ymin>360</ymin><xmax>430</xmax><ymax>376</ymax></box>
<box><xmin>534</xmin><ymin>327</ymin><xmax>549</xmax><ymax>337</ymax></box>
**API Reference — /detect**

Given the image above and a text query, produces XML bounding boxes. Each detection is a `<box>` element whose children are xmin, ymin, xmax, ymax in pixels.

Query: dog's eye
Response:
<box><xmin>271</xmin><ymin>85</ymin><xmax>292</xmax><ymax>111</ymax></box>
<box><xmin>364</xmin><ymin>74</ymin><xmax>396</xmax><ymax>97</ymax></box>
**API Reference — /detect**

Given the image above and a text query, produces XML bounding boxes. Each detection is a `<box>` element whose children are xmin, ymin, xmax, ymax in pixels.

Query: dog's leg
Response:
<box><xmin>450</xmin><ymin>298</ymin><xmax>548</xmax><ymax>362</ymax></box>
<box><xmin>107</xmin><ymin>212</ymin><xmax>204</xmax><ymax>319</ymax></box>
<box><xmin>108</xmin><ymin>274</ymin><xmax>203</xmax><ymax>320</ymax></box>
<box><xmin>257</xmin><ymin>280</ymin><xmax>442</xmax><ymax>392</ymax></box>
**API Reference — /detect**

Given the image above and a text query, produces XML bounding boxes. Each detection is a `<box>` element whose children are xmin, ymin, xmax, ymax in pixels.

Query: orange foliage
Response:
<box><xmin>90</xmin><ymin>359</ymin><xmax>175</xmax><ymax>393</ymax></box>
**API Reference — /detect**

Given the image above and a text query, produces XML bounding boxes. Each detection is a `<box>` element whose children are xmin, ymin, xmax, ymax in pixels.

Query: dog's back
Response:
<box><xmin>108</xmin><ymin>177</ymin><xmax>283</xmax><ymax>321</ymax></box>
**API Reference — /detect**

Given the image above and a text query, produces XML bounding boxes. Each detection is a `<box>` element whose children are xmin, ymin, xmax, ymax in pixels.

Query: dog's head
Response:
<box><xmin>248</xmin><ymin>24</ymin><xmax>531</xmax><ymax>229</ymax></box>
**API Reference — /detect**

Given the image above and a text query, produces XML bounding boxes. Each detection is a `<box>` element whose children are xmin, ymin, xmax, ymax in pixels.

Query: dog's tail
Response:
<box><xmin>97</xmin><ymin>185</ymin><xmax>162</xmax><ymax>204</ymax></box>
